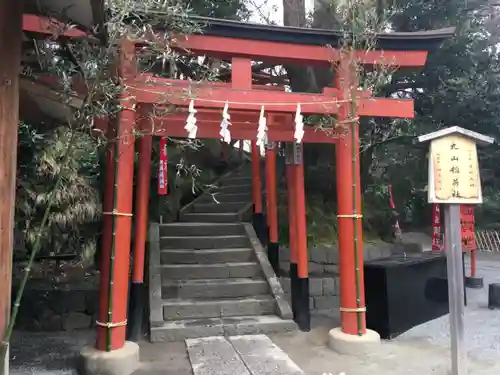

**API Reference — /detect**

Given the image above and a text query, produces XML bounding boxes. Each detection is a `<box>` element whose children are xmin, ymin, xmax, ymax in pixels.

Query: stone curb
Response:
<box><xmin>148</xmin><ymin>223</ymin><xmax>164</xmax><ymax>333</ymax></box>
<box><xmin>243</xmin><ymin>223</ymin><xmax>294</xmax><ymax>320</ymax></box>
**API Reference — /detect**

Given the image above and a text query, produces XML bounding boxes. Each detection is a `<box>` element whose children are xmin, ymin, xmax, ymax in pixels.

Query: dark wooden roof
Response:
<box><xmin>190</xmin><ymin>16</ymin><xmax>455</xmax><ymax>51</ymax></box>
<box><xmin>21</xmin><ymin>1</ymin><xmax>105</xmax><ymax>124</ymax></box>
<box><xmin>24</xmin><ymin>0</ymin><xmax>105</xmax><ymax>33</ymax></box>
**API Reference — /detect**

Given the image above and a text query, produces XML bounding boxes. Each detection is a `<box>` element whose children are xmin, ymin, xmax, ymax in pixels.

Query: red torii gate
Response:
<box><xmin>4</xmin><ymin>11</ymin><xmax>454</xmax><ymax>375</ymax></box>
<box><xmin>92</xmin><ymin>18</ymin><xmax>453</xmax><ymax>360</ymax></box>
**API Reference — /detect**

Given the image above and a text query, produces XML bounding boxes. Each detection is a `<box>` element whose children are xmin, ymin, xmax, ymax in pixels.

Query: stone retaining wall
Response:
<box><xmin>14</xmin><ymin>280</ymin><xmax>99</xmax><ymax>332</ymax></box>
<box><xmin>277</xmin><ymin>242</ymin><xmax>394</xmax><ymax>312</ymax></box>
<box><xmin>278</xmin><ymin>242</ymin><xmax>394</xmax><ymax>276</ymax></box>
<box><xmin>279</xmin><ymin>276</ymin><xmax>339</xmax><ymax>311</ymax></box>
<box><xmin>279</xmin><ymin>247</ymin><xmax>338</xmax><ymax>277</ymax></box>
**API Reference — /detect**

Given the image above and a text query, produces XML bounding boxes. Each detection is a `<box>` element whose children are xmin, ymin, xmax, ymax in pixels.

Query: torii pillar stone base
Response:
<box><xmin>328</xmin><ymin>327</ymin><xmax>381</xmax><ymax>356</ymax></box>
<box><xmin>78</xmin><ymin>341</ymin><xmax>139</xmax><ymax>375</ymax></box>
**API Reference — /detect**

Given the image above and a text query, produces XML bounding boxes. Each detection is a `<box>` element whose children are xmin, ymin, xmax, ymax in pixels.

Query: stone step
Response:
<box><xmin>192</xmin><ymin>202</ymin><xmax>248</xmax><ymax>213</ymax></box>
<box><xmin>219</xmin><ymin>176</ymin><xmax>253</xmax><ymax>185</ymax></box>
<box><xmin>161</xmin><ymin>278</ymin><xmax>269</xmax><ymax>299</ymax></box>
<box><xmin>160</xmin><ymin>248</ymin><xmax>255</xmax><ymax>264</ymax></box>
<box><xmin>150</xmin><ymin>315</ymin><xmax>297</xmax><ymax>342</ymax></box>
<box><xmin>180</xmin><ymin>212</ymin><xmax>241</xmax><ymax>223</ymax></box>
<box><xmin>160</xmin><ymin>262</ymin><xmax>261</xmax><ymax>280</ymax></box>
<box><xmin>161</xmin><ymin>235</ymin><xmax>250</xmax><ymax>249</ymax></box>
<box><xmin>162</xmin><ymin>295</ymin><xmax>275</xmax><ymax>320</ymax></box>
<box><xmin>159</xmin><ymin>222</ymin><xmax>245</xmax><ymax>237</ymax></box>
<box><xmin>215</xmin><ymin>184</ymin><xmax>252</xmax><ymax>194</ymax></box>
<box><xmin>228</xmin><ymin>169</ymin><xmax>252</xmax><ymax>177</ymax></box>
<box><xmin>197</xmin><ymin>192</ymin><xmax>252</xmax><ymax>203</ymax></box>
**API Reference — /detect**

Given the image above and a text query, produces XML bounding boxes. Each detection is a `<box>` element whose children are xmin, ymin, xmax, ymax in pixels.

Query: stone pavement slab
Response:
<box><xmin>186</xmin><ymin>336</ymin><xmax>250</xmax><ymax>375</ymax></box>
<box><xmin>228</xmin><ymin>334</ymin><xmax>304</xmax><ymax>375</ymax></box>
<box><xmin>186</xmin><ymin>335</ymin><xmax>305</xmax><ymax>375</ymax></box>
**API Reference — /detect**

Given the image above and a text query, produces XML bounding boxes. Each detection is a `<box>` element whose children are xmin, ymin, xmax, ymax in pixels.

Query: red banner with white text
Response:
<box><xmin>432</xmin><ymin>204</ymin><xmax>442</xmax><ymax>251</ymax></box>
<box><xmin>460</xmin><ymin>205</ymin><xmax>476</xmax><ymax>252</ymax></box>
<box><xmin>158</xmin><ymin>137</ymin><xmax>168</xmax><ymax>195</ymax></box>
<box><xmin>432</xmin><ymin>204</ymin><xmax>476</xmax><ymax>252</ymax></box>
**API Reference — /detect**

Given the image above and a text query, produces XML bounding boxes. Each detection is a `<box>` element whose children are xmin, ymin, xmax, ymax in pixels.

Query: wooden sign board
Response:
<box><xmin>292</xmin><ymin>143</ymin><xmax>303</xmax><ymax>165</ymax></box>
<box><xmin>428</xmin><ymin>135</ymin><xmax>482</xmax><ymax>204</ymax></box>
<box><xmin>285</xmin><ymin>143</ymin><xmax>293</xmax><ymax>165</ymax></box>
<box><xmin>284</xmin><ymin>143</ymin><xmax>303</xmax><ymax>165</ymax></box>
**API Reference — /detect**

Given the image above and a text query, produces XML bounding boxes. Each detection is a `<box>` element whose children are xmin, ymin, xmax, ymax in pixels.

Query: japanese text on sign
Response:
<box><xmin>429</xmin><ymin>135</ymin><xmax>481</xmax><ymax>203</ymax></box>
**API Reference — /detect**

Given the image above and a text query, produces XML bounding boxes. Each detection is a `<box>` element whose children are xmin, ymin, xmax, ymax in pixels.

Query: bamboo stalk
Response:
<box><xmin>106</xmin><ymin>126</ymin><xmax>120</xmax><ymax>351</ymax></box>
<box><xmin>0</xmin><ymin>131</ymin><xmax>77</xmax><ymax>366</ymax></box>
<box><xmin>349</xmin><ymin>62</ymin><xmax>363</xmax><ymax>336</ymax></box>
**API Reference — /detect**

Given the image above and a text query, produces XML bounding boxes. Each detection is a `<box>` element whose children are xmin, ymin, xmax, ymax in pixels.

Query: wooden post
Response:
<box><xmin>96</xmin><ymin>40</ymin><xmax>136</xmax><ymax>351</ymax></box>
<box><xmin>444</xmin><ymin>204</ymin><xmax>467</xmax><ymax>375</ymax></box>
<box><xmin>335</xmin><ymin>60</ymin><xmax>367</xmax><ymax>336</ymax></box>
<box><xmin>0</xmin><ymin>1</ymin><xmax>23</xmax><ymax>372</ymax></box>
<box><xmin>292</xmin><ymin>143</ymin><xmax>310</xmax><ymax>331</ymax></box>
<box><xmin>286</xmin><ymin>159</ymin><xmax>298</xmax><ymax>320</ymax></box>
<box><xmin>128</xmin><ymin>106</ymin><xmax>153</xmax><ymax>342</ymax></box>
<box><xmin>265</xmin><ymin>141</ymin><xmax>279</xmax><ymax>275</ymax></box>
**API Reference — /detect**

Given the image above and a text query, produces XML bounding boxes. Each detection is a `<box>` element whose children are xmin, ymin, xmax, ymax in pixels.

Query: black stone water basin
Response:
<box><xmin>365</xmin><ymin>252</ymin><xmax>445</xmax><ymax>267</ymax></box>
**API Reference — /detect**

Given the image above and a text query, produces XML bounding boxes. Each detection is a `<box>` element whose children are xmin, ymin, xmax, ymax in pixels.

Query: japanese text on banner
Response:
<box><xmin>158</xmin><ymin>137</ymin><xmax>168</xmax><ymax>195</ymax></box>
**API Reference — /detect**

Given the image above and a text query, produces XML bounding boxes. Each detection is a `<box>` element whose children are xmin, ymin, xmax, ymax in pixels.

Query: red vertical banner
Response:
<box><xmin>460</xmin><ymin>205</ymin><xmax>475</xmax><ymax>252</ymax></box>
<box><xmin>158</xmin><ymin>137</ymin><xmax>168</xmax><ymax>195</ymax></box>
<box><xmin>432</xmin><ymin>204</ymin><xmax>442</xmax><ymax>251</ymax></box>
<box><xmin>388</xmin><ymin>184</ymin><xmax>402</xmax><ymax>239</ymax></box>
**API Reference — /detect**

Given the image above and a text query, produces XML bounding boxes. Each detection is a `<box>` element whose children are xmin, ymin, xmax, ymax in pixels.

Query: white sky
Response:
<box><xmin>246</xmin><ymin>0</ymin><xmax>315</xmax><ymax>25</ymax></box>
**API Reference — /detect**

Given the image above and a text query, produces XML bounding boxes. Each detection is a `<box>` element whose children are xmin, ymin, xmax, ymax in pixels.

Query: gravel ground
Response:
<box><xmin>397</xmin><ymin>252</ymin><xmax>500</xmax><ymax>362</ymax></box>
<box><xmin>10</xmin><ymin>330</ymin><xmax>94</xmax><ymax>375</ymax></box>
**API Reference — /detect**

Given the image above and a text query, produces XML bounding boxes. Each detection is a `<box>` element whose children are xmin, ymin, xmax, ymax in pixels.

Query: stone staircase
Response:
<box><xmin>149</xmin><ymin>166</ymin><xmax>295</xmax><ymax>341</ymax></box>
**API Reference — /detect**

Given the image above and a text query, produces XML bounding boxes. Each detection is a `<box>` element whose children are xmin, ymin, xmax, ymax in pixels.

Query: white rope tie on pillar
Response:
<box><xmin>294</xmin><ymin>104</ymin><xmax>304</xmax><ymax>143</ymax></box>
<box><xmin>95</xmin><ymin>319</ymin><xmax>128</xmax><ymax>328</ymax></box>
<box><xmin>339</xmin><ymin>307</ymin><xmax>367</xmax><ymax>312</ymax></box>
<box><xmin>256</xmin><ymin>105</ymin><xmax>268</xmax><ymax>154</ymax></box>
<box><xmin>337</xmin><ymin>214</ymin><xmax>363</xmax><ymax>219</ymax></box>
<box><xmin>102</xmin><ymin>210</ymin><xmax>133</xmax><ymax>217</ymax></box>
<box><xmin>220</xmin><ymin>101</ymin><xmax>232</xmax><ymax>143</ymax></box>
<box><xmin>184</xmin><ymin>100</ymin><xmax>198</xmax><ymax>139</ymax></box>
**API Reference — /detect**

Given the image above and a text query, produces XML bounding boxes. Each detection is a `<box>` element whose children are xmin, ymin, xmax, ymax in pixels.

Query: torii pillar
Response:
<box><xmin>79</xmin><ymin>40</ymin><xmax>140</xmax><ymax>375</ymax></box>
<box><xmin>327</xmin><ymin>57</ymin><xmax>381</xmax><ymax>354</ymax></box>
